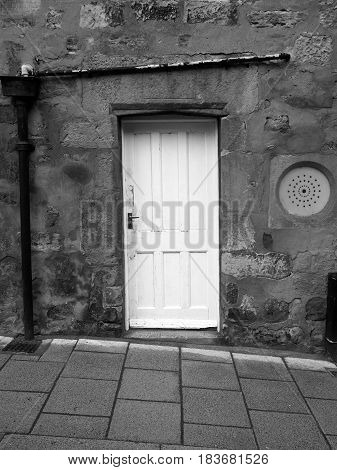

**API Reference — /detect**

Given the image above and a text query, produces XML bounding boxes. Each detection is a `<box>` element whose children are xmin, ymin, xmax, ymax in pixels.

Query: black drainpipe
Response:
<box><xmin>0</xmin><ymin>76</ymin><xmax>39</xmax><ymax>340</ymax></box>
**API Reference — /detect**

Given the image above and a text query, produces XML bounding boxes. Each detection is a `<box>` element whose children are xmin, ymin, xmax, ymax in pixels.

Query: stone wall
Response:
<box><xmin>0</xmin><ymin>0</ymin><xmax>337</xmax><ymax>352</ymax></box>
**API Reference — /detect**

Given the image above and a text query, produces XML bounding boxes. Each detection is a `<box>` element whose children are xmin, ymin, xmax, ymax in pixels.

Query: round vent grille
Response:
<box><xmin>279</xmin><ymin>166</ymin><xmax>330</xmax><ymax>216</ymax></box>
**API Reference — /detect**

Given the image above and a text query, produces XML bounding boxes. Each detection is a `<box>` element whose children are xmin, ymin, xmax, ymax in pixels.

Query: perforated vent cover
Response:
<box><xmin>279</xmin><ymin>166</ymin><xmax>330</xmax><ymax>217</ymax></box>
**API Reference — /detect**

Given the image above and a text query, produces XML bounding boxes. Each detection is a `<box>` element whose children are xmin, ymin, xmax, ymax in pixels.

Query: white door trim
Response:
<box><xmin>122</xmin><ymin>116</ymin><xmax>220</xmax><ymax>331</ymax></box>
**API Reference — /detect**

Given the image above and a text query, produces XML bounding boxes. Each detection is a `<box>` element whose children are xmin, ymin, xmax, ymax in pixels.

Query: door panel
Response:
<box><xmin>122</xmin><ymin>118</ymin><xmax>219</xmax><ymax>329</ymax></box>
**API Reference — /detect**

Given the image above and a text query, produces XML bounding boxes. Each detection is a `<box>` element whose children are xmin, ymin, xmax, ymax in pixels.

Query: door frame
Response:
<box><xmin>121</xmin><ymin>114</ymin><xmax>220</xmax><ymax>331</ymax></box>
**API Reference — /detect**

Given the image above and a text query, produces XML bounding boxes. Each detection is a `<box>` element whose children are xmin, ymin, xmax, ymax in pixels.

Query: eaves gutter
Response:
<box><xmin>34</xmin><ymin>52</ymin><xmax>290</xmax><ymax>78</ymax></box>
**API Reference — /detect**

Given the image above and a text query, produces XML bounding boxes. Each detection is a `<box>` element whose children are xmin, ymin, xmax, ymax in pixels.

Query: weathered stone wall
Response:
<box><xmin>0</xmin><ymin>0</ymin><xmax>337</xmax><ymax>351</ymax></box>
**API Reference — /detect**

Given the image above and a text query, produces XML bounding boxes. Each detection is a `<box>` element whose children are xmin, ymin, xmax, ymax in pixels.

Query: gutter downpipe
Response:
<box><xmin>0</xmin><ymin>75</ymin><xmax>39</xmax><ymax>340</ymax></box>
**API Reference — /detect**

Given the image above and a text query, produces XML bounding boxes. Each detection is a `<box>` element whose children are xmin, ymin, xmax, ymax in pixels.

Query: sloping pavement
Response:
<box><xmin>0</xmin><ymin>336</ymin><xmax>337</xmax><ymax>450</ymax></box>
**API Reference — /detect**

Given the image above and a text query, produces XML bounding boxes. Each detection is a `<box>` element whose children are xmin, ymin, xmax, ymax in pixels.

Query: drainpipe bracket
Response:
<box><xmin>16</xmin><ymin>141</ymin><xmax>35</xmax><ymax>152</ymax></box>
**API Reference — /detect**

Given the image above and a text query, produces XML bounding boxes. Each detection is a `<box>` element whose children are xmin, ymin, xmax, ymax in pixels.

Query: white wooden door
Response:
<box><xmin>122</xmin><ymin>117</ymin><xmax>219</xmax><ymax>329</ymax></box>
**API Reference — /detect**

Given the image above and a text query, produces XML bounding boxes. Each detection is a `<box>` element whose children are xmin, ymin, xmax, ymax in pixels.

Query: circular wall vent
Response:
<box><xmin>279</xmin><ymin>166</ymin><xmax>331</xmax><ymax>217</ymax></box>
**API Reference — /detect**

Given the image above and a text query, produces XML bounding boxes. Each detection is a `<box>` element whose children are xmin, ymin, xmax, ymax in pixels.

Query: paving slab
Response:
<box><xmin>44</xmin><ymin>377</ymin><xmax>117</xmax><ymax>416</ymax></box>
<box><xmin>291</xmin><ymin>370</ymin><xmax>337</xmax><ymax>399</ymax></box>
<box><xmin>61</xmin><ymin>351</ymin><xmax>124</xmax><ymax>381</ymax></box>
<box><xmin>0</xmin><ymin>354</ymin><xmax>10</xmax><ymax>369</ymax></box>
<box><xmin>109</xmin><ymin>399</ymin><xmax>181</xmax><ymax>445</ymax></box>
<box><xmin>182</xmin><ymin>360</ymin><xmax>239</xmax><ymax>390</ymax></box>
<box><xmin>119</xmin><ymin>368</ymin><xmax>180</xmax><ymax>402</ymax></box>
<box><xmin>161</xmin><ymin>445</ymin><xmax>208</xmax><ymax>449</ymax></box>
<box><xmin>184</xmin><ymin>423</ymin><xmax>257</xmax><ymax>449</ymax></box>
<box><xmin>76</xmin><ymin>339</ymin><xmax>128</xmax><ymax>354</ymax></box>
<box><xmin>326</xmin><ymin>435</ymin><xmax>337</xmax><ymax>449</ymax></box>
<box><xmin>233</xmin><ymin>354</ymin><xmax>292</xmax><ymax>381</ymax></box>
<box><xmin>241</xmin><ymin>378</ymin><xmax>309</xmax><ymax>413</ymax></box>
<box><xmin>285</xmin><ymin>357</ymin><xmax>336</xmax><ymax>371</ymax></box>
<box><xmin>0</xmin><ymin>361</ymin><xmax>63</xmax><ymax>392</ymax></box>
<box><xmin>11</xmin><ymin>355</ymin><xmax>40</xmax><ymax>361</ymax></box>
<box><xmin>125</xmin><ymin>343</ymin><xmax>179</xmax><ymax>371</ymax></box>
<box><xmin>32</xmin><ymin>413</ymin><xmax>110</xmax><ymax>439</ymax></box>
<box><xmin>183</xmin><ymin>388</ymin><xmax>250</xmax><ymax>427</ymax></box>
<box><xmin>181</xmin><ymin>348</ymin><xmax>232</xmax><ymax>363</ymax></box>
<box><xmin>40</xmin><ymin>339</ymin><xmax>77</xmax><ymax>362</ymax></box>
<box><xmin>306</xmin><ymin>399</ymin><xmax>337</xmax><ymax>435</ymax></box>
<box><xmin>0</xmin><ymin>391</ymin><xmax>47</xmax><ymax>433</ymax></box>
<box><xmin>250</xmin><ymin>410</ymin><xmax>329</xmax><ymax>449</ymax></box>
<box><xmin>0</xmin><ymin>434</ymin><xmax>160</xmax><ymax>450</ymax></box>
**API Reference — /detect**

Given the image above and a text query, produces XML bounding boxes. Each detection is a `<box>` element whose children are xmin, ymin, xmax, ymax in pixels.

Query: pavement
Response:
<box><xmin>0</xmin><ymin>336</ymin><xmax>337</xmax><ymax>450</ymax></box>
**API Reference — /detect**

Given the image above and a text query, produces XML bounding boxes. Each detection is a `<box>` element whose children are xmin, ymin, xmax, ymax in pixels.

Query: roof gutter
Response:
<box><xmin>34</xmin><ymin>52</ymin><xmax>290</xmax><ymax>78</ymax></box>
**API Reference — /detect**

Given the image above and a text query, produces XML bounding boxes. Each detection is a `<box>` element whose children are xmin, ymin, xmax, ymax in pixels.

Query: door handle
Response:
<box><xmin>128</xmin><ymin>213</ymin><xmax>139</xmax><ymax>229</ymax></box>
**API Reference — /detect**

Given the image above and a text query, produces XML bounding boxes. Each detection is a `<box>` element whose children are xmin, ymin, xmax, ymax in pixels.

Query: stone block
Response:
<box><xmin>250</xmin><ymin>410</ymin><xmax>328</xmax><ymax>449</ymax></box>
<box><xmin>184</xmin><ymin>424</ymin><xmax>257</xmax><ymax>449</ymax></box>
<box><xmin>182</xmin><ymin>361</ymin><xmax>240</xmax><ymax>390</ymax></box>
<box><xmin>119</xmin><ymin>369</ymin><xmax>180</xmax><ymax>402</ymax></box>
<box><xmin>45</xmin><ymin>8</ymin><xmax>63</xmax><ymax>29</ymax></box>
<box><xmin>183</xmin><ymin>388</ymin><xmax>250</xmax><ymax>427</ymax></box>
<box><xmin>184</xmin><ymin>0</ymin><xmax>238</xmax><ymax>25</ymax></box>
<box><xmin>293</xmin><ymin>34</ymin><xmax>332</xmax><ymax>66</ymax></box>
<box><xmin>305</xmin><ymin>297</ymin><xmax>326</xmax><ymax>321</ymax></box>
<box><xmin>125</xmin><ymin>343</ymin><xmax>179</xmax><ymax>370</ymax></box>
<box><xmin>221</xmin><ymin>251</ymin><xmax>292</xmax><ymax>280</ymax></box>
<box><xmin>225</xmin><ymin>282</ymin><xmax>239</xmax><ymax>304</ymax></box>
<box><xmin>262</xmin><ymin>298</ymin><xmax>289</xmax><ymax>323</ymax></box>
<box><xmin>44</xmin><ymin>377</ymin><xmax>117</xmax><ymax>416</ymax></box>
<box><xmin>247</xmin><ymin>10</ymin><xmax>303</xmax><ymax>28</ymax></box>
<box><xmin>32</xmin><ymin>413</ymin><xmax>109</xmax><ymax>439</ymax></box>
<box><xmin>132</xmin><ymin>0</ymin><xmax>179</xmax><ymax>22</ymax></box>
<box><xmin>109</xmin><ymin>399</ymin><xmax>181</xmax><ymax>444</ymax></box>
<box><xmin>320</xmin><ymin>0</ymin><xmax>337</xmax><ymax>27</ymax></box>
<box><xmin>264</xmin><ymin>115</ymin><xmax>290</xmax><ymax>133</ymax></box>
<box><xmin>80</xmin><ymin>2</ymin><xmax>124</xmax><ymax>28</ymax></box>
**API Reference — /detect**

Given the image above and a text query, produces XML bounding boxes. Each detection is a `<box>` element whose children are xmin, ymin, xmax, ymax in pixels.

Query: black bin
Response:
<box><xmin>326</xmin><ymin>273</ymin><xmax>337</xmax><ymax>343</ymax></box>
